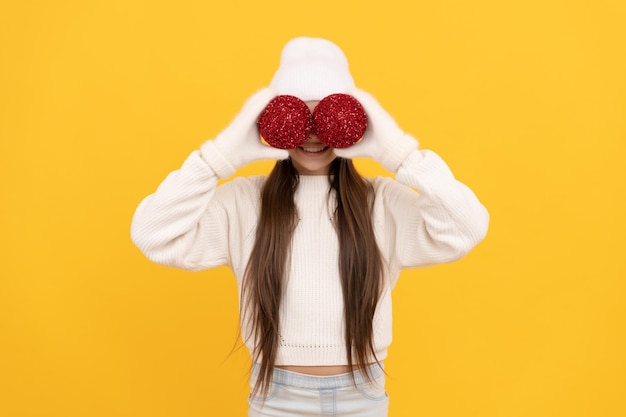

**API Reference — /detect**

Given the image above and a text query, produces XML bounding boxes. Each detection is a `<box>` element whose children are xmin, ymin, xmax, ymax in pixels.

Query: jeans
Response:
<box><xmin>248</xmin><ymin>363</ymin><xmax>388</xmax><ymax>417</ymax></box>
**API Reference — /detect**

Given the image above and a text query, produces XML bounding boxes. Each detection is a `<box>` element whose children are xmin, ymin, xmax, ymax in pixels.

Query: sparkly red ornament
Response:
<box><xmin>313</xmin><ymin>94</ymin><xmax>367</xmax><ymax>149</ymax></box>
<box><xmin>257</xmin><ymin>95</ymin><xmax>312</xmax><ymax>149</ymax></box>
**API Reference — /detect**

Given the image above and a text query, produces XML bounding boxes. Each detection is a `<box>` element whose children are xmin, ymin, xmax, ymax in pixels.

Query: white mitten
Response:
<box><xmin>334</xmin><ymin>89</ymin><xmax>418</xmax><ymax>173</ymax></box>
<box><xmin>200</xmin><ymin>88</ymin><xmax>289</xmax><ymax>178</ymax></box>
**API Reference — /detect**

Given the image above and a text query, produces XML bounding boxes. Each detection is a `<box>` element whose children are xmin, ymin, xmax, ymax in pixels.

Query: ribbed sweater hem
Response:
<box><xmin>272</xmin><ymin>346</ymin><xmax>388</xmax><ymax>367</ymax></box>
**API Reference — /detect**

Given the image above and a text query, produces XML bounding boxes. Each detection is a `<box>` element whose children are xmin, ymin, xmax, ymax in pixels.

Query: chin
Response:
<box><xmin>290</xmin><ymin>154</ymin><xmax>336</xmax><ymax>176</ymax></box>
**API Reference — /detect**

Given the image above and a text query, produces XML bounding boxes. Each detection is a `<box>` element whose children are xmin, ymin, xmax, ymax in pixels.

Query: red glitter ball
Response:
<box><xmin>257</xmin><ymin>95</ymin><xmax>312</xmax><ymax>149</ymax></box>
<box><xmin>313</xmin><ymin>94</ymin><xmax>367</xmax><ymax>148</ymax></box>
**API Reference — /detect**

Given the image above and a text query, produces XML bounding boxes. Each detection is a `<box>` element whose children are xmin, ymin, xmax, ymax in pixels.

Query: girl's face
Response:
<box><xmin>288</xmin><ymin>101</ymin><xmax>337</xmax><ymax>175</ymax></box>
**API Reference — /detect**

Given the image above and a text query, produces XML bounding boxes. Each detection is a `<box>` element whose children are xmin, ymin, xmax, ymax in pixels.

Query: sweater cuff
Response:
<box><xmin>381</xmin><ymin>133</ymin><xmax>419</xmax><ymax>173</ymax></box>
<box><xmin>199</xmin><ymin>140</ymin><xmax>236</xmax><ymax>179</ymax></box>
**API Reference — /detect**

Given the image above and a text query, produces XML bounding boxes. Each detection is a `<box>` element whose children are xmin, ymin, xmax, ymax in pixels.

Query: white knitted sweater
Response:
<box><xmin>131</xmin><ymin>149</ymin><xmax>489</xmax><ymax>366</ymax></box>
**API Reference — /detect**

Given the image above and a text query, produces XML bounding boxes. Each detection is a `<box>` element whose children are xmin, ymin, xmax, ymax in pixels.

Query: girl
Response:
<box><xmin>131</xmin><ymin>37</ymin><xmax>489</xmax><ymax>417</ymax></box>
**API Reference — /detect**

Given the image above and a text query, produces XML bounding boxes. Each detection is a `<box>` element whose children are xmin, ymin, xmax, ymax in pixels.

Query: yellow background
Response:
<box><xmin>1</xmin><ymin>1</ymin><xmax>624</xmax><ymax>416</ymax></box>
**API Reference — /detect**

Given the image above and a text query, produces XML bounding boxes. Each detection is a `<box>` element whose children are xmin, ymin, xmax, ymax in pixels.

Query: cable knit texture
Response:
<box><xmin>131</xmin><ymin>149</ymin><xmax>489</xmax><ymax>366</ymax></box>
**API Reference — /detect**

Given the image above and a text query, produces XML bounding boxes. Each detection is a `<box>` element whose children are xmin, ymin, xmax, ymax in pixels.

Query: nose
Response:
<box><xmin>305</xmin><ymin>131</ymin><xmax>323</xmax><ymax>144</ymax></box>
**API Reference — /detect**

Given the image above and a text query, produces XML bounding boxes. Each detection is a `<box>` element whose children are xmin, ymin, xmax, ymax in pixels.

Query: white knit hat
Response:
<box><xmin>269</xmin><ymin>37</ymin><xmax>355</xmax><ymax>102</ymax></box>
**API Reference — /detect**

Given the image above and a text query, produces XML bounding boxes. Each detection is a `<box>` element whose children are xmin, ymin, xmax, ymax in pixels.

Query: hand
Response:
<box><xmin>334</xmin><ymin>89</ymin><xmax>418</xmax><ymax>173</ymax></box>
<box><xmin>201</xmin><ymin>88</ymin><xmax>289</xmax><ymax>177</ymax></box>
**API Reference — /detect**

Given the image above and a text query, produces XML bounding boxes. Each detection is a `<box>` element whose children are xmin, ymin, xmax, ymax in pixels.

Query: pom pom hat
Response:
<box><xmin>270</xmin><ymin>37</ymin><xmax>356</xmax><ymax>102</ymax></box>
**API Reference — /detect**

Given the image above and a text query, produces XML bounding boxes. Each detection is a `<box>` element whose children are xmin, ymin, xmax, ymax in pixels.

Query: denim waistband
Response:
<box><xmin>251</xmin><ymin>363</ymin><xmax>384</xmax><ymax>390</ymax></box>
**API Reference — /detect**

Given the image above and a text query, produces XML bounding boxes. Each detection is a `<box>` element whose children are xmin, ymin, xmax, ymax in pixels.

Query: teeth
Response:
<box><xmin>302</xmin><ymin>147</ymin><xmax>325</xmax><ymax>153</ymax></box>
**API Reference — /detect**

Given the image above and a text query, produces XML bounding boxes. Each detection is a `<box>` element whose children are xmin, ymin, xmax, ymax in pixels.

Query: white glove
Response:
<box><xmin>334</xmin><ymin>89</ymin><xmax>418</xmax><ymax>173</ymax></box>
<box><xmin>200</xmin><ymin>88</ymin><xmax>289</xmax><ymax>178</ymax></box>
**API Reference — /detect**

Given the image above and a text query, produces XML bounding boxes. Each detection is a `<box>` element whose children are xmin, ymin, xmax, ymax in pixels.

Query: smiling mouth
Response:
<box><xmin>300</xmin><ymin>146</ymin><xmax>329</xmax><ymax>153</ymax></box>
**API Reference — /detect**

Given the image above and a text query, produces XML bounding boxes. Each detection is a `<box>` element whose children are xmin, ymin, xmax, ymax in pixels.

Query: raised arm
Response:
<box><xmin>130</xmin><ymin>88</ymin><xmax>288</xmax><ymax>271</ymax></box>
<box><xmin>336</xmin><ymin>89</ymin><xmax>489</xmax><ymax>268</ymax></box>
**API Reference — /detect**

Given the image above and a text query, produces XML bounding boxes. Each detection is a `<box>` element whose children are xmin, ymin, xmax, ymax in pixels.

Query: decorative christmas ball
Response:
<box><xmin>312</xmin><ymin>94</ymin><xmax>367</xmax><ymax>148</ymax></box>
<box><xmin>257</xmin><ymin>95</ymin><xmax>312</xmax><ymax>149</ymax></box>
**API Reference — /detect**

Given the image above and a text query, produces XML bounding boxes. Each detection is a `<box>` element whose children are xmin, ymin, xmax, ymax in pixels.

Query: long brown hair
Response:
<box><xmin>242</xmin><ymin>157</ymin><xmax>384</xmax><ymax>396</ymax></box>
